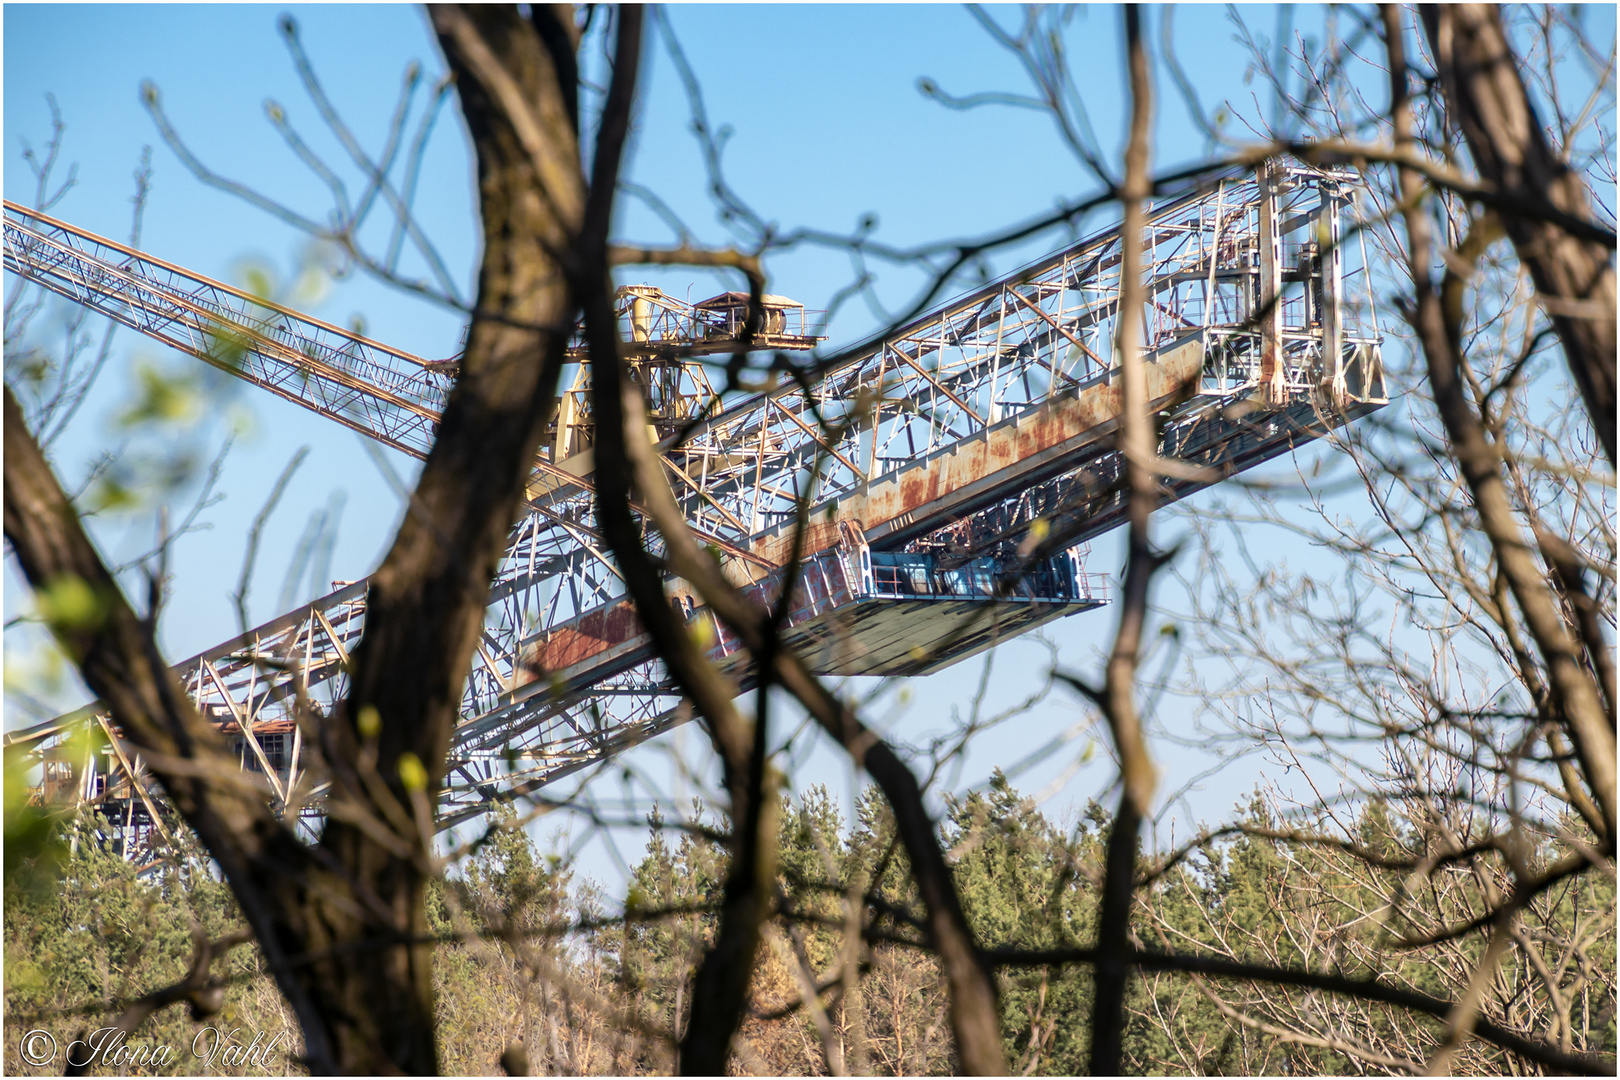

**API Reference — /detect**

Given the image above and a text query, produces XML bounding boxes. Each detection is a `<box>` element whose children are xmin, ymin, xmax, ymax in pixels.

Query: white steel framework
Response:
<box><xmin>3</xmin><ymin>159</ymin><xmax>1385</xmax><ymax>853</ymax></box>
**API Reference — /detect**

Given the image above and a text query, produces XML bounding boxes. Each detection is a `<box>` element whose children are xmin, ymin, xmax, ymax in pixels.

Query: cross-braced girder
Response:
<box><xmin>4</xmin><ymin>159</ymin><xmax>1385</xmax><ymax>857</ymax></box>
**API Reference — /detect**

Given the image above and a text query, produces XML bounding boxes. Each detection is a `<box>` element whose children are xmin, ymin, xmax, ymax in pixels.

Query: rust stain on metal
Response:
<box><xmin>529</xmin><ymin>600</ymin><xmax>642</xmax><ymax>675</ymax></box>
<box><xmin>752</xmin><ymin>337</ymin><xmax>1201</xmax><ymax>564</ymax></box>
<box><xmin>523</xmin><ymin>339</ymin><xmax>1201</xmax><ymax>681</ymax></box>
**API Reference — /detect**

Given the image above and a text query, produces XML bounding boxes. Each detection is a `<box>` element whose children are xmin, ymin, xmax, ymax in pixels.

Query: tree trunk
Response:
<box><xmin>1422</xmin><ymin>4</ymin><xmax>1618</xmax><ymax>466</ymax></box>
<box><xmin>276</xmin><ymin>8</ymin><xmax>586</xmax><ymax>1070</ymax></box>
<box><xmin>6</xmin><ymin>6</ymin><xmax>590</xmax><ymax>1071</ymax></box>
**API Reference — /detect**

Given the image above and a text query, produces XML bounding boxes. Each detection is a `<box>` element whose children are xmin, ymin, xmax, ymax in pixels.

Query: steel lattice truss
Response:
<box><xmin>4</xmin><ymin>159</ymin><xmax>1386</xmax><ymax>850</ymax></box>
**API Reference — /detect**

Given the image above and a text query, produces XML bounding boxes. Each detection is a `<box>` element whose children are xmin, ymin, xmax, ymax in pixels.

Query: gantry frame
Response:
<box><xmin>3</xmin><ymin>159</ymin><xmax>1385</xmax><ymax>856</ymax></box>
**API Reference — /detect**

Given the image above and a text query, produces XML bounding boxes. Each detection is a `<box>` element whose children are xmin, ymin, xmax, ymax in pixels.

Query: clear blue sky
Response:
<box><xmin>7</xmin><ymin>5</ymin><xmax>1544</xmax><ymax>881</ymax></box>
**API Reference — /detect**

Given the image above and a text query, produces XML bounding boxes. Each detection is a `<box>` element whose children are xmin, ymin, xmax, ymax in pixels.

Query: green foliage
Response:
<box><xmin>5</xmin><ymin>786</ymin><xmax>1612</xmax><ymax>1075</ymax></box>
<box><xmin>946</xmin><ymin>772</ymin><xmax>1095</xmax><ymax>1073</ymax></box>
<box><xmin>3</xmin><ymin>756</ymin><xmax>67</xmax><ymax>897</ymax></box>
<box><xmin>116</xmin><ymin>361</ymin><xmax>200</xmax><ymax>429</ymax></box>
<box><xmin>32</xmin><ymin>575</ymin><xmax>113</xmax><ymax>643</ymax></box>
<box><xmin>3</xmin><ymin>816</ymin><xmax>301</xmax><ymax>1076</ymax></box>
<box><xmin>5</xmin><ymin>723</ymin><xmax>106</xmax><ymax>897</ymax></box>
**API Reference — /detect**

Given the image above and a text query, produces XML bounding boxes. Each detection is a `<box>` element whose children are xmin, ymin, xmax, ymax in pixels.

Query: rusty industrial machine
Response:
<box><xmin>3</xmin><ymin>160</ymin><xmax>1385</xmax><ymax>858</ymax></box>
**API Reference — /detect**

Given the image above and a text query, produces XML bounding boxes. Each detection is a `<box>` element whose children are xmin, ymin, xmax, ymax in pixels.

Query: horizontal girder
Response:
<box><xmin>4</xmin><ymin>159</ymin><xmax>1385</xmax><ymax>850</ymax></box>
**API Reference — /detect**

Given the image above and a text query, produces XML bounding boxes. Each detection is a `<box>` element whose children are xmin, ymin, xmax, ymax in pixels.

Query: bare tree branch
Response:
<box><xmin>1383</xmin><ymin>6</ymin><xmax>1616</xmax><ymax>848</ymax></box>
<box><xmin>1090</xmin><ymin>8</ymin><xmax>1160</xmax><ymax>1074</ymax></box>
<box><xmin>1421</xmin><ymin>4</ymin><xmax>1618</xmax><ymax>465</ymax></box>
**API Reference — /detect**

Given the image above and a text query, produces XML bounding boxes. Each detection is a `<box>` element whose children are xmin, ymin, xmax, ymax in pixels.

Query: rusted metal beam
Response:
<box><xmin>12</xmin><ymin>161</ymin><xmax>1386</xmax><ymax>833</ymax></box>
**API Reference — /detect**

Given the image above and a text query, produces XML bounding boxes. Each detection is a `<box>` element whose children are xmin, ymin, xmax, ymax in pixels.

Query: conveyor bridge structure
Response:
<box><xmin>2</xmin><ymin>160</ymin><xmax>1385</xmax><ymax>856</ymax></box>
